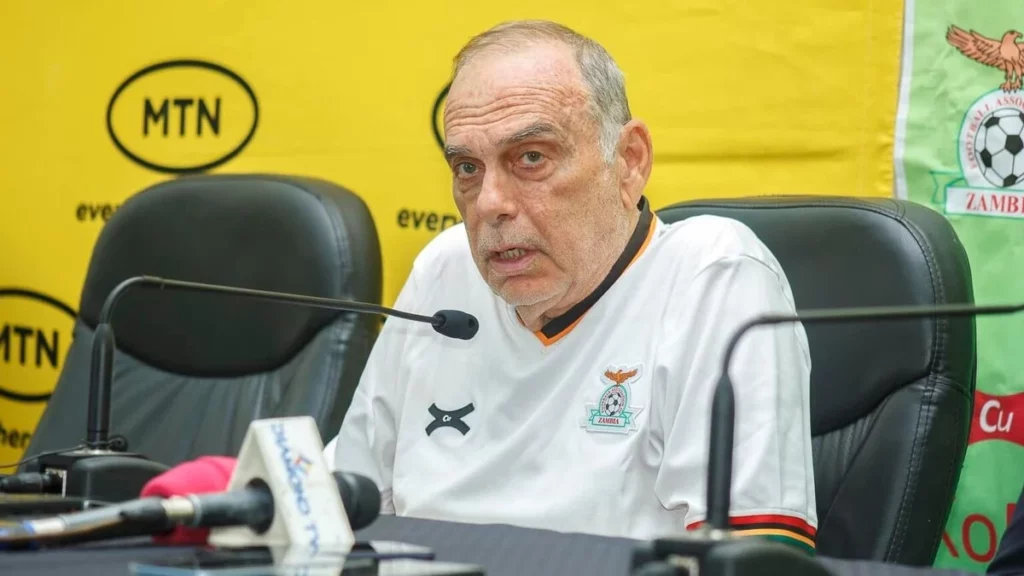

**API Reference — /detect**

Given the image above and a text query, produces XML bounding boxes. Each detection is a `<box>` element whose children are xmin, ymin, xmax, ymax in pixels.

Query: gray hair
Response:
<box><xmin>451</xmin><ymin>20</ymin><xmax>632</xmax><ymax>163</ymax></box>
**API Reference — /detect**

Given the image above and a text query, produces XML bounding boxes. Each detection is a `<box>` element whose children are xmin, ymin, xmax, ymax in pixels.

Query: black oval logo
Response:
<box><xmin>432</xmin><ymin>82</ymin><xmax>450</xmax><ymax>151</ymax></box>
<box><xmin>0</xmin><ymin>289</ymin><xmax>77</xmax><ymax>403</ymax></box>
<box><xmin>107</xmin><ymin>59</ymin><xmax>259</xmax><ymax>174</ymax></box>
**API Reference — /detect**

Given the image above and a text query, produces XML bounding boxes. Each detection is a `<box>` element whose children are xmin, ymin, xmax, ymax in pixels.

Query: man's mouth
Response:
<box><xmin>495</xmin><ymin>248</ymin><xmax>527</xmax><ymax>260</ymax></box>
<box><xmin>487</xmin><ymin>246</ymin><xmax>537</xmax><ymax>275</ymax></box>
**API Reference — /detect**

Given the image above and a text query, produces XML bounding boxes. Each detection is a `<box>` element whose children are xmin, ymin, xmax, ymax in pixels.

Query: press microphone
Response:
<box><xmin>633</xmin><ymin>301</ymin><xmax>1024</xmax><ymax>576</ymax></box>
<box><xmin>0</xmin><ymin>470</ymin><xmax>380</xmax><ymax>548</ymax></box>
<box><xmin>333</xmin><ymin>472</ymin><xmax>382</xmax><ymax>532</ymax></box>
<box><xmin>28</xmin><ymin>275</ymin><xmax>478</xmax><ymax>501</ymax></box>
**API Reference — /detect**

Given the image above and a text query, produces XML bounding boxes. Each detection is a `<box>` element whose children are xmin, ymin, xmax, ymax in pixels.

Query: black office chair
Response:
<box><xmin>23</xmin><ymin>173</ymin><xmax>382</xmax><ymax>468</ymax></box>
<box><xmin>657</xmin><ymin>197</ymin><xmax>976</xmax><ymax>565</ymax></box>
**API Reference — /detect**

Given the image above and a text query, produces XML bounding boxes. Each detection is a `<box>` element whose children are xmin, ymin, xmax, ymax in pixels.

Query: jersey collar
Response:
<box><xmin>530</xmin><ymin>196</ymin><xmax>656</xmax><ymax>346</ymax></box>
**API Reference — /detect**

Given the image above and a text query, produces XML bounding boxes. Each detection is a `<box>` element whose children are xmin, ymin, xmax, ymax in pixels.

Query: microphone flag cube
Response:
<box><xmin>208</xmin><ymin>416</ymin><xmax>354</xmax><ymax>553</ymax></box>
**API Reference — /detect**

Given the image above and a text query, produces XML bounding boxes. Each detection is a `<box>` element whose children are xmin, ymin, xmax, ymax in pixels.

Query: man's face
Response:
<box><xmin>443</xmin><ymin>42</ymin><xmax>627</xmax><ymax>311</ymax></box>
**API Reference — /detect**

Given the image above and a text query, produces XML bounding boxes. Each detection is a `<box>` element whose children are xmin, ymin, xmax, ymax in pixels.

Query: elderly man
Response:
<box><xmin>324</xmin><ymin>20</ymin><xmax>816</xmax><ymax>552</ymax></box>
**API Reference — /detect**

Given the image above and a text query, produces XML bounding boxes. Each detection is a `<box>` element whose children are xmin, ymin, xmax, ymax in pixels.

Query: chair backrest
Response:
<box><xmin>657</xmin><ymin>197</ymin><xmax>976</xmax><ymax>565</ymax></box>
<box><xmin>24</xmin><ymin>173</ymin><xmax>382</xmax><ymax>468</ymax></box>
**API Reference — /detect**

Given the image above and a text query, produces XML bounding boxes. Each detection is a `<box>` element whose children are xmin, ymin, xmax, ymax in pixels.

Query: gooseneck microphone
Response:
<box><xmin>13</xmin><ymin>275</ymin><xmax>478</xmax><ymax>502</ymax></box>
<box><xmin>633</xmin><ymin>300</ymin><xmax>1024</xmax><ymax>576</ymax></box>
<box><xmin>86</xmin><ymin>275</ymin><xmax>480</xmax><ymax>450</ymax></box>
<box><xmin>705</xmin><ymin>301</ymin><xmax>1024</xmax><ymax>530</ymax></box>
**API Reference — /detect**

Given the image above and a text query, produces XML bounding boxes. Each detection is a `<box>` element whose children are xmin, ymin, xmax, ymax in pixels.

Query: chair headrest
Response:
<box><xmin>79</xmin><ymin>173</ymin><xmax>382</xmax><ymax>376</ymax></box>
<box><xmin>657</xmin><ymin>197</ymin><xmax>975</xmax><ymax>434</ymax></box>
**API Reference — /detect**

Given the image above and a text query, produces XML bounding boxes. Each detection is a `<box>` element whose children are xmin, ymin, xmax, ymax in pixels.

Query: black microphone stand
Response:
<box><xmin>631</xmin><ymin>301</ymin><xmax>1024</xmax><ymax>576</ymax></box>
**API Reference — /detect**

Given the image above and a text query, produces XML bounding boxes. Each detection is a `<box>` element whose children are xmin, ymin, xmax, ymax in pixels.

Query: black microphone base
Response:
<box><xmin>632</xmin><ymin>528</ymin><xmax>835</xmax><ymax>576</ymax></box>
<box><xmin>36</xmin><ymin>451</ymin><xmax>169</xmax><ymax>502</ymax></box>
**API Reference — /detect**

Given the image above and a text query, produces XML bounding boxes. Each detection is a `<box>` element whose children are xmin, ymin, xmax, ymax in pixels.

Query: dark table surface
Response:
<box><xmin>2</xmin><ymin>514</ymin><xmax>980</xmax><ymax>576</ymax></box>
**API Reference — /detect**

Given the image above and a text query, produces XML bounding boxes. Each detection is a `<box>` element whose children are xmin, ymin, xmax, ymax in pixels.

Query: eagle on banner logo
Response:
<box><xmin>947</xmin><ymin>25</ymin><xmax>1024</xmax><ymax>92</ymax></box>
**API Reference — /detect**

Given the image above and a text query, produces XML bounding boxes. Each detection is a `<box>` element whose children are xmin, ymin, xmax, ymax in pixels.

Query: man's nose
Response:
<box><xmin>476</xmin><ymin>169</ymin><xmax>518</xmax><ymax>225</ymax></box>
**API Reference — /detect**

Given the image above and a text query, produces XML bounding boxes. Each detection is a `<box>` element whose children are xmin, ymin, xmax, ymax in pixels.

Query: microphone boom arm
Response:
<box><xmin>98</xmin><ymin>276</ymin><xmax>438</xmax><ymax>326</ymax></box>
<box><xmin>87</xmin><ymin>275</ymin><xmax>477</xmax><ymax>449</ymax></box>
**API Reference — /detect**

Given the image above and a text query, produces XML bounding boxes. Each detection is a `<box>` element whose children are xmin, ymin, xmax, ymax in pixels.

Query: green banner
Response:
<box><xmin>895</xmin><ymin>0</ymin><xmax>1024</xmax><ymax>571</ymax></box>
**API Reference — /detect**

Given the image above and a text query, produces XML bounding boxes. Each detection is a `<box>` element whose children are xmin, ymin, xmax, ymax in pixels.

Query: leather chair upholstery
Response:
<box><xmin>24</xmin><ymin>174</ymin><xmax>382</xmax><ymax>468</ymax></box>
<box><xmin>657</xmin><ymin>197</ymin><xmax>976</xmax><ymax>565</ymax></box>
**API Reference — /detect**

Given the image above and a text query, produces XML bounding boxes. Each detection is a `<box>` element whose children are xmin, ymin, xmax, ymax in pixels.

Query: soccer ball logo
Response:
<box><xmin>600</xmin><ymin>386</ymin><xmax>627</xmax><ymax>417</ymax></box>
<box><xmin>974</xmin><ymin>107</ymin><xmax>1024</xmax><ymax>188</ymax></box>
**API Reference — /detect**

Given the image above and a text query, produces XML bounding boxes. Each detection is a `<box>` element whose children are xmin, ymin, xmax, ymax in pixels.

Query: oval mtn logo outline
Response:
<box><xmin>0</xmin><ymin>289</ymin><xmax>77</xmax><ymax>403</ymax></box>
<box><xmin>432</xmin><ymin>82</ymin><xmax>450</xmax><ymax>151</ymax></box>
<box><xmin>107</xmin><ymin>59</ymin><xmax>259</xmax><ymax>174</ymax></box>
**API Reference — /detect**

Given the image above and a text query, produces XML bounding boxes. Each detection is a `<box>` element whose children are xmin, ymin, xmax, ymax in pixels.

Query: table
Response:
<box><xmin>358</xmin><ymin>516</ymin><xmax>977</xmax><ymax>576</ymax></box>
<box><xmin>1</xmin><ymin>514</ymin><xmax>982</xmax><ymax>576</ymax></box>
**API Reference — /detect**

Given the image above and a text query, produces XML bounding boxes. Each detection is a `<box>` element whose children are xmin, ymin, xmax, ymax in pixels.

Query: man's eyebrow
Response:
<box><xmin>443</xmin><ymin>145</ymin><xmax>472</xmax><ymax>162</ymax></box>
<box><xmin>498</xmin><ymin>122</ymin><xmax>558</xmax><ymax>146</ymax></box>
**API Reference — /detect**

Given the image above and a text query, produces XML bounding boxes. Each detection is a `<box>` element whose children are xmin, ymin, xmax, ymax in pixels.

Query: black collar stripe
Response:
<box><xmin>536</xmin><ymin>197</ymin><xmax>654</xmax><ymax>342</ymax></box>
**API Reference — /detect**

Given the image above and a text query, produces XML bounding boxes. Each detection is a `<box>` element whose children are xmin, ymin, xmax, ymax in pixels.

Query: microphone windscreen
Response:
<box><xmin>140</xmin><ymin>455</ymin><xmax>237</xmax><ymax>545</ymax></box>
<box><xmin>334</xmin><ymin>472</ymin><xmax>382</xmax><ymax>530</ymax></box>
<box><xmin>432</xmin><ymin>310</ymin><xmax>479</xmax><ymax>340</ymax></box>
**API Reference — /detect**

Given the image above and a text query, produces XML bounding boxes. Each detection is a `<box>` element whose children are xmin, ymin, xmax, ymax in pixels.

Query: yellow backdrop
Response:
<box><xmin>0</xmin><ymin>0</ymin><xmax>902</xmax><ymax>464</ymax></box>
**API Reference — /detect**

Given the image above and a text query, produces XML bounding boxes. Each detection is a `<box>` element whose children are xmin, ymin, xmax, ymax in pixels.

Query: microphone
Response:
<box><xmin>149</xmin><ymin>470</ymin><xmax>379</xmax><ymax>533</ymax></box>
<box><xmin>333</xmin><ymin>471</ymin><xmax>382</xmax><ymax>533</ymax></box>
<box><xmin>0</xmin><ymin>470</ymin><xmax>381</xmax><ymax>547</ymax></box>
<box><xmin>633</xmin><ymin>301</ymin><xmax>1024</xmax><ymax>575</ymax></box>
<box><xmin>26</xmin><ymin>275</ymin><xmax>478</xmax><ymax>501</ymax></box>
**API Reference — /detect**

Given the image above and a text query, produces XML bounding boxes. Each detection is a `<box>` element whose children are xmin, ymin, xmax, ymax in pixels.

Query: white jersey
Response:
<box><xmin>324</xmin><ymin>198</ymin><xmax>817</xmax><ymax>552</ymax></box>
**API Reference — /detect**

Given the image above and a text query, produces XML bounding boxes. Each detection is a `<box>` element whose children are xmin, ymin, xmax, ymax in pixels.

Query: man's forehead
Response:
<box><xmin>445</xmin><ymin>43</ymin><xmax>589</xmax><ymax>115</ymax></box>
<box><xmin>442</xmin><ymin>44</ymin><xmax>590</xmax><ymax>156</ymax></box>
<box><xmin>452</xmin><ymin>42</ymin><xmax>581</xmax><ymax>96</ymax></box>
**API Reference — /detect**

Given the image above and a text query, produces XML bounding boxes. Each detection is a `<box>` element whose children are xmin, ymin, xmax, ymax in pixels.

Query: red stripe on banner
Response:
<box><xmin>968</xmin><ymin>391</ymin><xmax>1024</xmax><ymax>447</ymax></box>
<box><xmin>687</xmin><ymin>514</ymin><xmax>817</xmax><ymax>537</ymax></box>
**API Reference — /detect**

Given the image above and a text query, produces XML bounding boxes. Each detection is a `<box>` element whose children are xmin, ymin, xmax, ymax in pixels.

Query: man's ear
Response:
<box><xmin>617</xmin><ymin>119</ymin><xmax>653</xmax><ymax>207</ymax></box>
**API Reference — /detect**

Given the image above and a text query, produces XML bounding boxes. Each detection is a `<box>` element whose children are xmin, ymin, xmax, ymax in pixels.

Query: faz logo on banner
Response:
<box><xmin>935</xmin><ymin>26</ymin><xmax>1024</xmax><ymax>218</ymax></box>
<box><xmin>107</xmin><ymin>59</ymin><xmax>259</xmax><ymax>174</ymax></box>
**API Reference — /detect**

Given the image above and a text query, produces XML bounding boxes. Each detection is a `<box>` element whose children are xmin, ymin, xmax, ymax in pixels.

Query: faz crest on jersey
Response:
<box><xmin>583</xmin><ymin>365</ymin><xmax>644</xmax><ymax>434</ymax></box>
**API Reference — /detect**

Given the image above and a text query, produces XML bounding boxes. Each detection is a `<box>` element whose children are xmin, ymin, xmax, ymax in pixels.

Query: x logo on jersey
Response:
<box><xmin>425</xmin><ymin>403</ymin><xmax>475</xmax><ymax>436</ymax></box>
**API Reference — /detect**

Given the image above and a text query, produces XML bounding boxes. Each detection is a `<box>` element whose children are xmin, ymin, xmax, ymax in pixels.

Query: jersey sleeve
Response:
<box><xmin>322</xmin><ymin>262</ymin><xmax>426</xmax><ymax>516</ymax></box>
<box><xmin>652</xmin><ymin>253</ymin><xmax>817</xmax><ymax>554</ymax></box>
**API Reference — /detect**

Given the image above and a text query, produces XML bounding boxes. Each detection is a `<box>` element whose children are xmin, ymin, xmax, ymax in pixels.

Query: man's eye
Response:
<box><xmin>456</xmin><ymin>162</ymin><xmax>478</xmax><ymax>176</ymax></box>
<box><xmin>522</xmin><ymin>151</ymin><xmax>543</xmax><ymax>164</ymax></box>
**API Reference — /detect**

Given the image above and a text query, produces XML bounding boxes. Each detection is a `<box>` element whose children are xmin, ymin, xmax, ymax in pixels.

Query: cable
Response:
<box><xmin>0</xmin><ymin>445</ymin><xmax>86</xmax><ymax>471</ymax></box>
<box><xmin>0</xmin><ymin>434</ymin><xmax>130</xmax><ymax>470</ymax></box>
<box><xmin>103</xmin><ymin>435</ymin><xmax>129</xmax><ymax>452</ymax></box>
